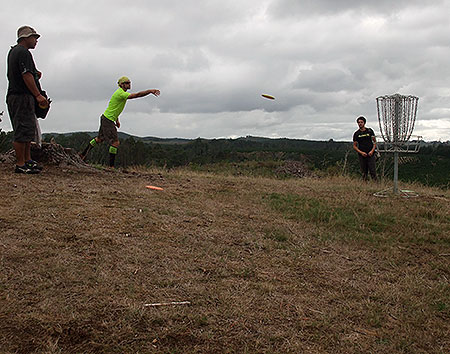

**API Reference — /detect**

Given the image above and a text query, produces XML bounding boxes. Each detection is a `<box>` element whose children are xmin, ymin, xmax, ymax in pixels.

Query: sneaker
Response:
<box><xmin>26</xmin><ymin>160</ymin><xmax>43</xmax><ymax>171</ymax></box>
<box><xmin>15</xmin><ymin>164</ymin><xmax>41</xmax><ymax>174</ymax></box>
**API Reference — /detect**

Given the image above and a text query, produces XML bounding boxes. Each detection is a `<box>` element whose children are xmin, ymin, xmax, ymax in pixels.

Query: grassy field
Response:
<box><xmin>0</xmin><ymin>162</ymin><xmax>449</xmax><ymax>353</ymax></box>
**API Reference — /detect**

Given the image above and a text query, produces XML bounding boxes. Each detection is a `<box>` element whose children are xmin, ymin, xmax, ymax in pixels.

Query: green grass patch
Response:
<box><xmin>264</xmin><ymin>191</ymin><xmax>450</xmax><ymax>247</ymax></box>
<box><xmin>264</xmin><ymin>227</ymin><xmax>290</xmax><ymax>242</ymax></box>
<box><xmin>263</xmin><ymin>192</ymin><xmax>397</xmax><ymax>240</ymax></box>
<box><xmin>433</xmin><ymin>302</ymin><xmax>448</xmax><ymax>313</ymax></box>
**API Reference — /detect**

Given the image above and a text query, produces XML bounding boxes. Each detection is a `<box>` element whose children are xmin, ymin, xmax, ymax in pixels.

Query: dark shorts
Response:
<box><xmin>98</xmin><ymin>115</ymin><xmax>118</xmax><ymax>145</ymax></box>
<box><xmin>7</xmin><ymin>94</ymin><xmax>36</xmax><ymax>142</ymax></box>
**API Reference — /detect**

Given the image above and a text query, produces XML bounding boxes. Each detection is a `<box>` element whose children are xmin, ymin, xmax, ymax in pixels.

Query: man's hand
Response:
<box><xmin>151</xmin><ymin>89</ymin><xmax>160</xmax><ymax>97</ymax></box>
<box><xmin>116</xmin><ymin>121</ymin><xmax>121</xmax><ymax>128</ymax></box>
<box><xmin>361</xmin><ymin>152</ymin><xmax>368</xmax><ymax>157</ymax></box>
<box><xmin>36</xmin><ymin>94</ymin><xmax>49</xmax><ymax>108</ymax></box>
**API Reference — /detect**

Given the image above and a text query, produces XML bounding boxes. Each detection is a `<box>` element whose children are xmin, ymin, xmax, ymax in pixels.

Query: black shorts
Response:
<box><xmin>98</xmin><ymin>115</ymin><xmax>118</xmax><ymax>145</ymax></box>
<box><xmin>7</xmin><ymin>94</ymin><xmax>36</xmax><ymax>142</ymax></box>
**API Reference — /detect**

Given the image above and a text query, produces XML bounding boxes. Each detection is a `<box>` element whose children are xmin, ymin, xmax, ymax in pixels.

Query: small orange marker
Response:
<box><xmin>146</xmin><ymin>185</ymin><xmax>164</xmax><ymax>191</ymax></box>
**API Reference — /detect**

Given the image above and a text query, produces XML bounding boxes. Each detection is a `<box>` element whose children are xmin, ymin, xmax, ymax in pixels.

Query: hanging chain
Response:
<box><xmin>376</xmin><ymin>94</ymin><xmax>419</xmax><ymax>145</ymax></box>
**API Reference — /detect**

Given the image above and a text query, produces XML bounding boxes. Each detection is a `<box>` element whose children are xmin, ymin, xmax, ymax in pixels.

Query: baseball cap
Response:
<box><xmin>17</xmin><ymin>26</ymin><xmax>40</xmax><ymax>42</ymax></box>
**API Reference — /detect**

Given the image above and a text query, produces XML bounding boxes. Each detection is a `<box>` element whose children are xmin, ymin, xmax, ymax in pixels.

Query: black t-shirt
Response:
<box><xmin>353</xmin><ymin>128</ymin><xmax>375</xmax><ymax>153</ymax></box>
<box><xmin>7</xmin><ymin>44</ymin><xmax>41</xmax><ymax>97</ymax></box>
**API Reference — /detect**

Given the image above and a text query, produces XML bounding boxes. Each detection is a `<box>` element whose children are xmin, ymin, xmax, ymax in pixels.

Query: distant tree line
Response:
<box><xmin>42</xmin><ymin>132</ymin><xmax>354</xmax><ymax>169</ymax></box>
<box><xmin>0</xmin><ymin>129</ymin><xmax>447</xmax><ymax>188</ymax></box>
<box><xmin>41</xmin><ymin>132</ymin><xmax>449</xmax><ymax>188</ymax></box>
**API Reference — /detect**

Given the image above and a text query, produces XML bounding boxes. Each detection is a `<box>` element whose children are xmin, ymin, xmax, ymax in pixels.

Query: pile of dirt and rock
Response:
<box><xmin>275</xmin><ymin>160</ymin><xmax>316</xmax><ymax>178</ymax></box>
<box><xmin>0</xmin><ymin>142</ymin><xmax>88</xmax><ymax>168</ymax></box>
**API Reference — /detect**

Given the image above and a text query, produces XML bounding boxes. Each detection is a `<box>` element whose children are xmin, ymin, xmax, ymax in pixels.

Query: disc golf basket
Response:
<box><xmin>375</xmin><ymin>93</ymin><xmax>421</xmax><ymax>197</ymax></box>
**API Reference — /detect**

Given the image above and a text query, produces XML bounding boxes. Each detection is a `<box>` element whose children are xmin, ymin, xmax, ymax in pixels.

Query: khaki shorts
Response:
<box><xmin>98</xmin><ymin>115</ymin><xmax>118</xmax><ymax>145</ymax></box>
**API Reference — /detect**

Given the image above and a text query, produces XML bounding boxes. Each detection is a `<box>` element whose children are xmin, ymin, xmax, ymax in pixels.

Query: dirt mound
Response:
<box><xmin>275</xmin><ymin>160</ymin><xmax>316</xmax><ymax>178</ymax></box>
<box><xmin>0</xmin><ymin>142</ymin><xmax>88</xmax><ymax>167</ymax></box>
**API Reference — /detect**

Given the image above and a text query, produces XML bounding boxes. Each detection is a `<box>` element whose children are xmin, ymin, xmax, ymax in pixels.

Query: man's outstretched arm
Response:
<box><xmin>128</xmin><ymin>89</ymin><xmax>160</xmax><ymax>99</ymax></box>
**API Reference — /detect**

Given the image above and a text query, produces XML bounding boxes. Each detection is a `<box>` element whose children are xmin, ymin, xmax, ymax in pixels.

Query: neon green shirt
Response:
<box><xmin>103</xmin><ymin>88</ymin><xmax>130</xmax><ymax>122</ymax></box>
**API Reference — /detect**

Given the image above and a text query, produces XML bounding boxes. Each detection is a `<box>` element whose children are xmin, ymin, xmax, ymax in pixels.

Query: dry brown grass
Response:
<box><xmin>0</xmin><ymin>163</ymin><xmax>449</xmax><ymax>353</ymax></box>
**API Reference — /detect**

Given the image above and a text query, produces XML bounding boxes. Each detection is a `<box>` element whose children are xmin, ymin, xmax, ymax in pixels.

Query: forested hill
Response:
<box><xmin>55</xmin><ymin>131</ymin><xmax>353</xmax><ymax>149</ymax></box>
<box><xmin>40</xmin><ymin>132</ymin><xmax>449</xmax><ymax>188</ymax></box>
<box><xmin>0</xmin><ymin>129</ymin><xmax>448</xmax><ymax>188</ymax></box>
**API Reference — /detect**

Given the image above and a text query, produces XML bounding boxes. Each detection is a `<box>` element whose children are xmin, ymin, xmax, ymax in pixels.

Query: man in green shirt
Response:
<box><xmin>80</xmin><ymin>76</ymin><xmax>160</xmax><ymax>167</ymax></box>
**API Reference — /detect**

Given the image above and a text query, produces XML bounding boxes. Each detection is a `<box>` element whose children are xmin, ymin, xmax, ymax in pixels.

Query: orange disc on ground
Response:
<box><xmin>146</xmin><ymin>185</ymin><xmax>164</xmax><ymax>191</ymax></box>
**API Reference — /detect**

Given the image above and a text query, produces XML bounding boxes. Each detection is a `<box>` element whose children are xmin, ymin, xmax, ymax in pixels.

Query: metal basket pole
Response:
<box><xmin>393</xmin><ymin>95</ymin><xmax>401</xmax><ymax>194</ymax></box>
<box><xmin>375</xmin><ymin>94</ymin><xmax>419</xmax><ymax>197</ymax></box>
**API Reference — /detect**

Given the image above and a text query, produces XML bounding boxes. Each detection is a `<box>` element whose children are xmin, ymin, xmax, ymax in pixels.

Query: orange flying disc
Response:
<box><xmin>146</xmin><ymin>185</ymin><xmax>164</xmax><ymax>191</ymax></box>
<box><xmin>261</xmin><ymin>94</ymin><xmax>275</xmax><ymax>100</ymax></box>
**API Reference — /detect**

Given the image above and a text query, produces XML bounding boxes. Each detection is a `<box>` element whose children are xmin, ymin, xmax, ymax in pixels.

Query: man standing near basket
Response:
<box><xmin>353</xmin><ymin>116</ymin><xmax>377</xmax><ymax>181</ymax></box>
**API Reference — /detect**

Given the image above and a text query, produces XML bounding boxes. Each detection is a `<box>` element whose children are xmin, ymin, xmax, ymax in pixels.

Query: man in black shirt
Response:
<box><xmin>353</xmin><ymin>116</ymin><xmax>377</xmax><ymax>181</ymax></box>
<box><xmin>6</xmin><ymin>25</ymin><xmax>48</xmax><ymax>174</ymax></box>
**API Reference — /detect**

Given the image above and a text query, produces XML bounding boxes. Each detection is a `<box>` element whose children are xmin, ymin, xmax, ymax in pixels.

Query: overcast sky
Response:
<box><xmin>1</xmin><ymin>0</ymin><xmax>450</xmax><ymax>141</ymax></box>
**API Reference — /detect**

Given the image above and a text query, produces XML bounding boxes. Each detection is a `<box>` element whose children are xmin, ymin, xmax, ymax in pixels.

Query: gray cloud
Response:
<box><xmin>268</xmin><ymin>0</ymin><xmax>444</xmax><ymax>17</ymax></box>
<box><xmin>1</xmin><ymin>0</ymin><xmax>449</xmax><ymax>141</ymax></box>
